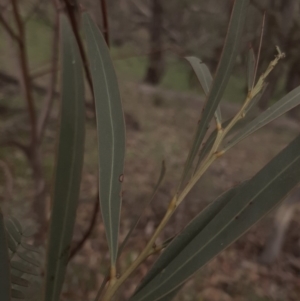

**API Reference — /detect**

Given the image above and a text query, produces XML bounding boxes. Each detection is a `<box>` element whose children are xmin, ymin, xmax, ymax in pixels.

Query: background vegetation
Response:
<box><xmin>0</xmin><ymin>0</ymin><xmax>300</xmax><ymax>300</ymax></box>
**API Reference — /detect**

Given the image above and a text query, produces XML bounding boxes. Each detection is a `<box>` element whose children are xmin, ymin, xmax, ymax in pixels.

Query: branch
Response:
<box><xmin>0</xmin><ymin>11</ymin><xmax>20</xmax><ymax>42</ymax></box>
<box><xmin>63</xmin><ymin>0</ymin><xmax>94</xmax><ymax>98</ymax></box>
<box><xmin>24</xmin><ymin>0</ymin><xmax>45</xmax><ymax>23</ymax></box>
<box><xmin>68</xmin><ymin>195</ymin><xmax>99</xmax><ymax>261</ymax></box>
<box><xmin>30</xmin><ymin>65</ymin><xmax>57</xmax><ymax>79</ymax></box>
<box><xmin>0</xmin><ymin>70</ymin><xmax>58</xmax><ymax>96</ymax></box>
<box><xmin>11</xmin><ymin>0</ymin><xmax>37</xmax><ymax>146</ymax></box>
<box><xmin>37</xmin><ymin>5</ymin><xmax>60</xmax><ymax>142</ymax></box>
<box><xmin>0</xmin><ymin>139</ymin><xmax>30</xmax><ymax>156</ymax></box>
<box><xmin>100</xmin><ymin>0</ymin><xmax>110</xmax><ymax>46</ymax></box>
<box><xmin>131</xmin><ymin>0</ymin><xmax>151</xmax><ymax>19</ymax></box>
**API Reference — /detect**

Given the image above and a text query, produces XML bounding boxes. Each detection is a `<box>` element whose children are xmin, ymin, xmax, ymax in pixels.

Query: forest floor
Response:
<box><xmin>1</xmin><ymin>80</ymin><xmax>300</xmax><ymax>301</ymax></box>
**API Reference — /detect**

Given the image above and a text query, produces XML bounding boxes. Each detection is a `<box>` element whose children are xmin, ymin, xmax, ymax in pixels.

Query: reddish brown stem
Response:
<box><xmin>0</xmin><ymin>11</ymin><xmax>20</xmax><ymax>42</ymax></box>
<box><xmin>37</xmin><ymin>8</ymin><xmax>60</xmax><ymax>142</ymax></box>
<box><xmin>100</xmin><ymin>0</ymin><xmax>110</xmax><ymax>47</ymax></box>
<box><xmin>68</xmin><ymin>195</ymin><xmax>99</xmax><ymax>261</ymax></box>
<box><xmin>63</xmin><ymin>0</ymin><xmax>94</xmax><ymax>97</ymax></box>
<box><xmin>11</xmin><ymin>0</ymin><xmax>37</xmax><ymax>147</ymax></box>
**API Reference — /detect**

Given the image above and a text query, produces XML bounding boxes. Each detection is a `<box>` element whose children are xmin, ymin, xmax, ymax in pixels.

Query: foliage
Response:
<box><xmin>1</xmin><ymin>0</ymin><xmax>300</xmax><ymax>301</ymax></box>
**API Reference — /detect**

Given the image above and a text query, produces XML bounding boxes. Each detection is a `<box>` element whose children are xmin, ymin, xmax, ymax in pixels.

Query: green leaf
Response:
<box><xmin>11</xmin><ymin>261</ymin><xmax>38</xmax><ymax>276</ymax></box>
<box><xmin>185</xmin><ymin>56</ymin><xmax>222</xmax><ymax>124</ymax></box>
<box><xmin>179</xmin><ymin>0</ymin><xmax>249</xmax><ymax>188</ymax></box>
<box><xmin>83</xmin><ymin>13</ymin><xmax>126</xmax><ymax>265</ymax></box>
<box><xmin>194</xmin><ymin>116</ymin><xmax>251</xmax><ymax>172</ymax></box>
<box><xmin>119</xmin><ymin>161</ymin><xmax>166</xmax><ymax>256</ymax></box>
<box><xmin>134</xmin><ymin>184</ymin><xmax>242</xmax><ymax>296</ymax></box>
<box><xmin>244</xmin><ymin>83</ymin><xmax>268</xmax><ymax>114</ymax></box>
<box><xmin>131</xmin><ymin>134</ymin><xmax>300</xmax><ymax>301</ymax></box>
<box><xmin>247</xmin><ymin>47</ymin><xmax>256</xmax><ymax>90</ymax></box>
<box><xmin>43</xmin><ymin>15</ymin><xmax>85</xmax><ymax>301</ymax></box>
<box><xmin>0</xmin><ymin>210</ymin><xmax>11</xmax><ymax>301</ymax></box>
<box><xmin>11</xmin><ymin>289</ymin><xmax>25</xmax><ymax>299</ymax></box>
<box><xmin>185</xmin><ymin>57</ymin><xmax>212</xmax><ymax>95</ymax></box>
<box><xmin>225</xmin><ymin>85</ymin><xmax>300</xmax><ymax>151</ymax></box>
<box><xmin>156</xmin><ymin>287</ymin><xmax>181</xmax><ymax>301</ymax></box>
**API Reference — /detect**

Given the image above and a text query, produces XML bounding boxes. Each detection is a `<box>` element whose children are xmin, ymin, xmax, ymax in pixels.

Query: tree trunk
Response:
<box><xmin>144</xmin><ymin>0</ymin><xmax>164</xmax><ymax>85</ymax></box>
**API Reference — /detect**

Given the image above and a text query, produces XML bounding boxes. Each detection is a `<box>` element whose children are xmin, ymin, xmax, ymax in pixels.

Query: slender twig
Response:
<box><xmin>11</xmin><ymin>0</ymin><xmax>37</xmax><ymax>147</ymax></box>
<box><xmin>30</xmin><ymin>65</ymin><xmax>56</xmax><ymax>79</ymax></box>
<box><xmin>0</xmin><ymin>69</ymin><xmax>59</xmax><ymax>97</ymax></box>
<box><xmin>100</xmin><ymin>0</ymin><xmax>110</xmax><ymax>47</ymax></box>
<box><xmin>252</xmin><ymin>12</ymin><xmax>266</xmax><ymax>90</ymax></box>
<box><xmin>95</xmin><ymin>275</ymin><xmax>110</xmax><ymax>301</ymax></box>
<box><xmin>37</xmin><ymin>5</ymin><xmax>60</xmax><ymax>142</ymax></box>
<box><xmin>24</xmin><ymin>0</ymin><xmax>45</xmax><ymax>23</ymax></box>
<box><xmin>1</xmin><ymin>139</ymin><xmax>30</xmax><ymax>156</ymax></box>
<box><xmin>63</xmin><ymin>0</ymin><xmax>94</xmax><ymax>97</ymax></box>
<box><xmin>68</xmin><ymin>195</ymin><xmax>100</xmax><ymax>261</ymax></box>
<box><xmin>0</xmin><ymin>12</ymin><xmax>20</xmax><ymax>42</ymax></box>
<box><xmin>100</xmin><ymin>47</ymin><xmax>285</xmax><ymax>301</ymax></box>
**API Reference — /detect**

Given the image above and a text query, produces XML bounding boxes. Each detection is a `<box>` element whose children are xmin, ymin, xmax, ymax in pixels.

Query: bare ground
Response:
<box><xmin>1</xmin><ymin>81</ymin><xmax>300</xmax><ymax>300</ymax></box>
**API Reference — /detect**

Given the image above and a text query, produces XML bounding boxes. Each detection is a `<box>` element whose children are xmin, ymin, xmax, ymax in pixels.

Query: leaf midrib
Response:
<box><xmin>86</xmin><ymin>18</ymin><xmax>116</xmax><ymax>262</ymax></box>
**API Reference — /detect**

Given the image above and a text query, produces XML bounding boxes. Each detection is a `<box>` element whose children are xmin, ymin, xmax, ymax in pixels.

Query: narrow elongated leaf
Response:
<box><xmin>119</xmin><ymin>161</ymin><xmax>166</xmax><ymax>256</ymax></box>
<box><xmin>244</xmin><ymin>83</ymin><xmax>268</xmax><ymax>114</ymax></box>
<box><xmin>131</xmin><ymin>134</ymin><xmax>300</xmax><ymax>301</ymax></box>
<box><xmin>44</xmin><ymin>15</ymin><xmax>85</xmax><ymax>301</ymax></box>
<box><xmin>179</xmin><ymin>0</ymin><xmax>249</xmax><ymax>188</ymax></box>
<box><xmin>194</xmin><ymin>116</ymin><xmax>251</xmax><ymax>172</ymax></box>
<box><xmin>186</xmin><ymin>57</ymin><xmax>212</xmax><ymax>95</ymax></box>
<box><xmin>134</xmin><ymin>184</ymin><xmax>243</xmax><ymax>295</ymax></box>
<box><xmin>194</xmin><ymin>118</ymin><xmax>230</xmax><ymax>171</ymax></box>
<box><xmin>83</xmin><ymin>13</ymin><xmax>126</xmax><ymax>265</ymax></box>
<box><xmin>0</xmin><ymin>210</ymin><xmax>11</xmax><ymax>301</ymax></box>
<box><xmin>186</xmin><ymin>56</ymin><xmax>222</xmax><ymax>124</ymax></box>
<box><xmin>225</xmin><ymin>85</ymin><xmax>300</xmax><ymax>151</ymax></box>
<box><xmin>247</xmin><ymin>47</ymin><xmax>256</xmax><ymax>90</ymax></box>
<box><xmin>194</xmin><ymin>83</ymin><xmax>268</xmax><ymax>173</ymax></box>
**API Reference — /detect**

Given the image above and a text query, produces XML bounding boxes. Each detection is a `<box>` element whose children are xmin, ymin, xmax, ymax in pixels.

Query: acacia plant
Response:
<box><xmin>2</xmin><ymin>0</ymin><xmax>300</xmax><ymax>300</ymax></box>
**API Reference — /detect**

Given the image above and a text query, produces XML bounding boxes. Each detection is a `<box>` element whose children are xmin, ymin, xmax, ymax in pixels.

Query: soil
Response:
<box><xmin>1</xmin><ymin>81</ymin><xmax>300</xmax><ymax>301</ymax></box>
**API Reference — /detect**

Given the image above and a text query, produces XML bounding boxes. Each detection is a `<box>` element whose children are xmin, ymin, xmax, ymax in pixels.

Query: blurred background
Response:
<box><xmin>0</xmin><ymin>0</ymin><xmax>300</xmax><ymax>300</ymax></box>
